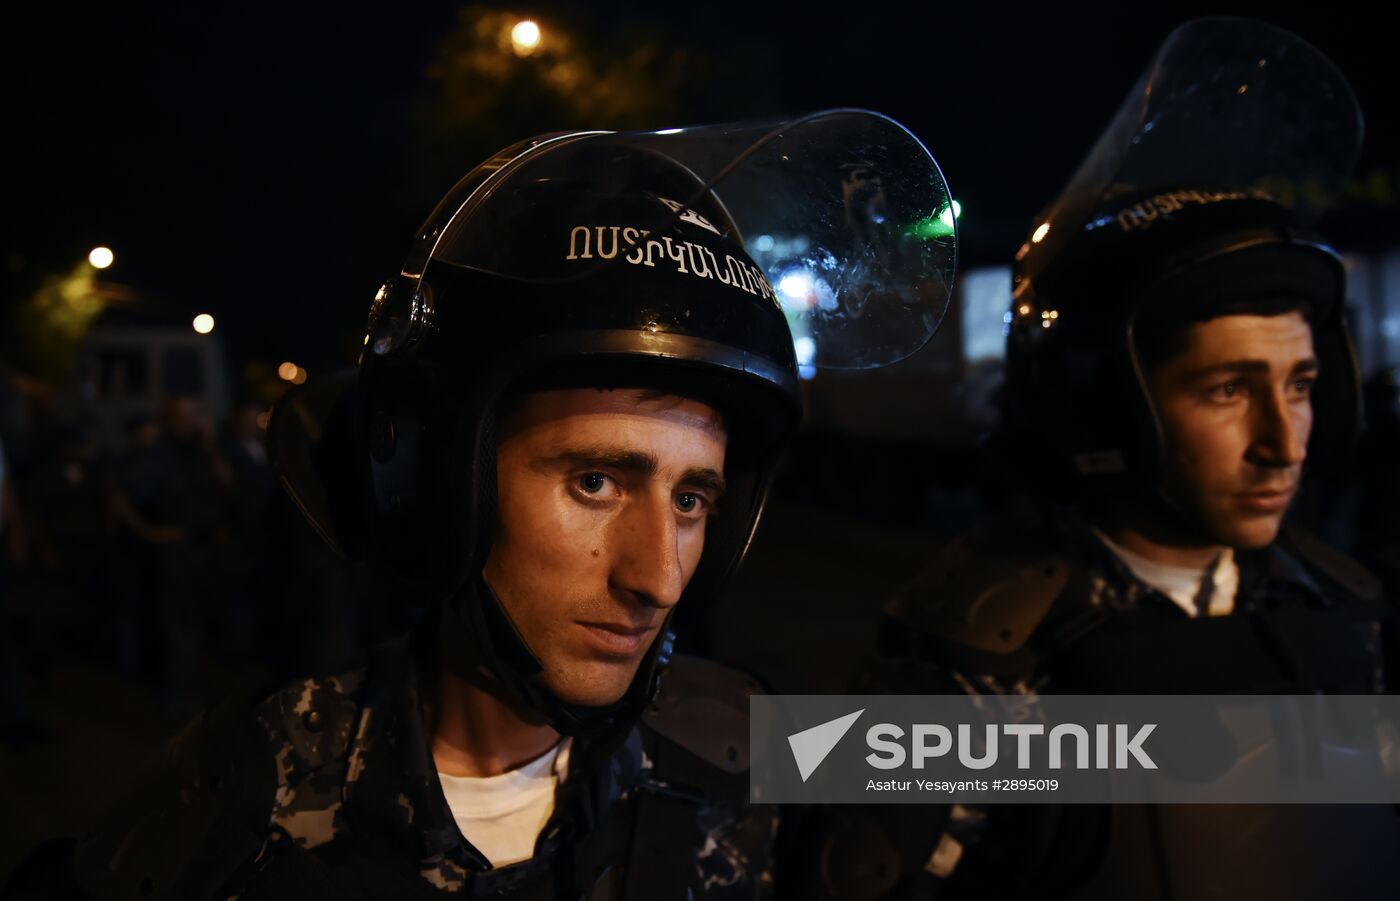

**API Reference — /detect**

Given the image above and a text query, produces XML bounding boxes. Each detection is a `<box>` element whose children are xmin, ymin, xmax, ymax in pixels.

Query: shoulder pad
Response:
<box><xmin>255</xmin><ymin>670</ymin><xmax>365</xmax><ymax>786</ymax></box>
<box><xmin>642</xmin><ymin>655</ymin><xmax>762</xmax><ymax>775</ymax></box>
<box><xmin>1283</xmin><ymin>528</ymin><xmax>1383</xmax><ymax>604</ymax></box>
<box><xmin>72</xmin><ymin>698</ymin><xmax>278</xmax><ymax>901</ymax></box>
<box><xmin>885</xmin><ymin>518</ymin><xmax>1072</xmax><ymax>657</ymax></box>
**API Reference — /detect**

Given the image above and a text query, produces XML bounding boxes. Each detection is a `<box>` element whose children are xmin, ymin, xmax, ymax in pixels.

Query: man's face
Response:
<box><xmin>1146</xmin><ymin>311</ymin><xmax>1317</xmax><ymax>549</ymax></box>
<box><xmin>483</xmin><ymin>388</ymin><xmax>728</xmax><ymax>707</ymax></box>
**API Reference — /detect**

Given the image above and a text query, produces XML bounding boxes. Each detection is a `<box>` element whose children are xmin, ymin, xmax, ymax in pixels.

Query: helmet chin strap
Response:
<box><xmin>435</xmin><ymin>573</ymin><xmax>674</xmax><ymax>744</ymax></box>
<box><xmin>1122</xmin><ymin>322</ymin><xmax>1229</xmax><ymax>552</ymax></box>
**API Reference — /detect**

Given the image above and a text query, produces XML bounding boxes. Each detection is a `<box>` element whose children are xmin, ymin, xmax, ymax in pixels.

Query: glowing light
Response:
<box><xmin>911</xmin><ymin>215</ymin><xmax>953</xmax><ymax>240</ymax></box>
<box><xmin>794</xmin><ymin>336</ymin><xmax>817</xmax><ymax>366</ymax></box>
<box><xmin>753</xmin><ymin>234</ymin><xmax>776</xmax><ymax>253</ymax></box>
<box><xmin>88</xmin><ymin>246</ymin><xmax>115</xmax><ymax>269</ymax></box>
<box><xmin>1031</xmin><ymin>223</ymin><xmax>1051</xmax><ymax>244</ymax></box>
<box><xmin>938</xmin><ymin>200</ymin><xmax>963</xmax><ymax>229</ymax></box>
<box><xmin>511</xmin><ymin>20</ymin><xmax>541</xmax><ymax>56</ymax></box>
<box><xmin>278</xmin><ymin>362</ymin><xmax>299</xmax><ymax>382</ymax></box>
<box><xmin>292</xmin><ymin>368</ymin><xmax>308</xmax><ymax>385</ymax></box>
<box><xmin>655</xmin><ymin>128</ymin><xmax>684</xmax><ymax>136</ymax></box>
<box><xmin>779</xmin><ymin>271</ymin><xmax>814</xmax><ymax>301</ymax></box>
<box><xmin>192</xmin><ymin>313</ymin><xmax>215</xmax><ymax>334</ymax></box>
<box><xmin>1018</xmin><ymin>305</ymin><xmax>1031</xmax><ymax>316</ymax></box>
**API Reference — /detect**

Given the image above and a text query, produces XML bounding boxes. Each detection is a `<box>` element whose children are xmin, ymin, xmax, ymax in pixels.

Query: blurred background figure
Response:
<box><xmin>145</xmin><ymin>395</ymin><xmax>232</xmax><ymax>715</ymax></box>
<box><xmin>214</xmin><ymin>400</ymin><xmax>275</xmax><ymax>669</ymax></box>
<box><xmin>107</xmin><ymin>412</ymin><xmax>180</xmax><ymax>684</ymax></box>
<box><xmin>13</xmin><ymin>420</ymin><xmax>106</xmax><ymax>676</ymax></box>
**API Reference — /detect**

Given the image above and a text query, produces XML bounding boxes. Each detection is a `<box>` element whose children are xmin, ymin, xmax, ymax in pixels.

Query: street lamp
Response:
<box><xmin>88</xmin><ymin>246</ymin><xmax>115</xmax><ymax>269</ymax></box>
<box><xmin>279</xmin><ymin>362</ymin><xmax>308</xmax><ymax>385</ymax></box>
<box><xmin>511</xmin><ymin>19</ymin><xmax>541</xmax><ymax>56</ymax></box>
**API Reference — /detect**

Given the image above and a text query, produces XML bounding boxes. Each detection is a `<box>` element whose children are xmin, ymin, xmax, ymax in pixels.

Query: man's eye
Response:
<box><xmin>578</xmin><ymin>473</ymin><xmax>609</xmax><ymax>494</ymax></box>
<box><xmin>1209</xmin><ymin>381</ymin><xmax>1244</xmax><ymax>400</ymax></box>
<box><xmin>676</xmin><ymin>493</ymin><xmax>703</xmax><ymax>514</ymax></box>
<box><xmin>1292</xmin><ymin>377</ymin><xmax>1316</xmax><ymax>396</ymax></box>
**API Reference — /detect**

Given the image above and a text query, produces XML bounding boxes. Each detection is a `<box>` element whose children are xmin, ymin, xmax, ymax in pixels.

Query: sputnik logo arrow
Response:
<box><xmin>788</xmin><ymin>709</ymin><xmax>865</xmax><ymax>782</ymax></box>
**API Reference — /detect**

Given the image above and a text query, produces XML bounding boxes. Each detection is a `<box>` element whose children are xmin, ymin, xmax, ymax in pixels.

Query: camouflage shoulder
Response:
<box><xmin>71</xmin><ymin>692</ymin><xmax>281</xmax><ymax>901</ymax></box>
<box><xmin>254</xmin><ymin>667</ymin><xmax>367</xmax><ymax>792</ymax></box>
<box><xmin>881</xmin><ymin>514</ymin><xmax>1073</xmax><ymax>666</ymax></box>
<box><xmin>1281</xmin><ymin>527</ymin><xmax>1384</xmax><ymax>604</ymax></box>
<box><xmin>69</xmin><ymin>667</ymin><xmax>373</xmax><ymax>901</ymax></box>
<box><xmin>247</xmin><ymin>665</ymin><xmax>373</xmax><ymax>855</ymax></box>
<box><xmin>642</xmin><ymin>655</ymin><xmax>763</xmax><ymax>779</ymax></box>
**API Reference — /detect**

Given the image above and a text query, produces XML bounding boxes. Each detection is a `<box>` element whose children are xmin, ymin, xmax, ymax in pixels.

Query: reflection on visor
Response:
<box><xmin>758</xmin><ymin>196</ymin><xmax>961</xmax><ymax>379</ymax></box>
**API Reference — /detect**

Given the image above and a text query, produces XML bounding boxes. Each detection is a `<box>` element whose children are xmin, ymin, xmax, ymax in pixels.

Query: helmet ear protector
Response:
<box><xmin>265</xmin><ymin>274</ymin><xmax>437</xmax><ymax>570</ymax></box>
<box><xmin>355</xmin><ymin>270</ymin><xmax>462</xmax><ymax>592</ymax></box>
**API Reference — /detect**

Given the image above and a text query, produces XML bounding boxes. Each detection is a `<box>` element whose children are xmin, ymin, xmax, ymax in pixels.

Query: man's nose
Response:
<box><xmin>609</xmin><ymin>492</ymin><xmax>685</xmax><ymax>609</ymax></box>
<box><xmin>1247</xmin><ymin>388</ymin><xmax>1309</xmax><ymax>468</ymax></box>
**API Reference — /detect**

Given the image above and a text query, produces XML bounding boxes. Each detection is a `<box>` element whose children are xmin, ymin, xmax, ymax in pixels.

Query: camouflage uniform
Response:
<box><xmin>31</xmin><ymin>628</ymin><xmax>776</xmax><ymax>900</ymax></box>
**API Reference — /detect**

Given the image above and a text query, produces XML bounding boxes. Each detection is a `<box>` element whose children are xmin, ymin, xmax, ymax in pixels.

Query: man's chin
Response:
<box><xmin>540</xmin><ymin>659</ymin><xmax>643</xmax><ymax>708</ymax></box>
<box><xmin>1214</xmin><ymin>513</ymin><xmax>1285</xmax><ymax>551</ymax></box>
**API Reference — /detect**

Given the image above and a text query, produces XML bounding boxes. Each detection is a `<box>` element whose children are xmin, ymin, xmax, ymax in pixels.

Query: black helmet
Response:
<box><xmin>1003</xmin><ymin>17</ymin><xmax>1364</xmax><ymax>500</ymax></box>
<box><xmin>270</xmin><ymin>111</ymin><xmax>956</xmax><ymax>737</ymax></box>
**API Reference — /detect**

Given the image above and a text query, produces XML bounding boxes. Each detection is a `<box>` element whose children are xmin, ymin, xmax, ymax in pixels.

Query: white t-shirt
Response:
<box><xmin>1094</xmin><ymin>529</ymin><xmax>1239</xmax><ymax>617</ymax></box>
<box><xmin>437</xmin><ymin>738</ymin><xmax>572</xmax><ymax>867</ymax></box>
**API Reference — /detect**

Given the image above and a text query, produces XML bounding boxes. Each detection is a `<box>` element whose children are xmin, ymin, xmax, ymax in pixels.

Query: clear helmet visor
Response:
<box><xmin>1022</xmin><ymin>17</ymin><xmax>1362</xmax><ymax>271</ymax></box>
<box><xmin>404</xmin><ymin>109</ymin><xmax>957</xmax><ymax>371</ymax></box>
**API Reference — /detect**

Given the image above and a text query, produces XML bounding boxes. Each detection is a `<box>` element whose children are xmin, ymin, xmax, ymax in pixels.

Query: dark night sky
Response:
<box><xmin>6</xmin><ymin>1</ymin><xmax>1396</xmax><ymax>382</ymax></box>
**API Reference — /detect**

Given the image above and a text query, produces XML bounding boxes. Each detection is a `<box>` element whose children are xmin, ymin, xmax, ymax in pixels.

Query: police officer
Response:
<box><xmin>4</xmin><ymin>113</ymin><xmax>955</xmax><ymax>900</ymax></box>
<box><xmin>792</xmin><ymin>19</ymin><xmax>1400</xmax><ymax>901</ymax></box>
